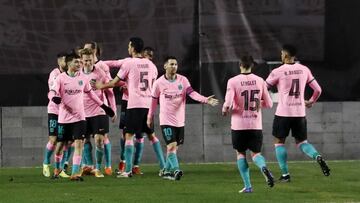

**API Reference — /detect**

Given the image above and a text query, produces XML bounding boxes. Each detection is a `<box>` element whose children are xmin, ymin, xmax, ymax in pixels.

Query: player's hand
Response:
<box><xmin>147</xmin><ymin>117</ymin><xmax>153</xmax><ymax>128</ymax></box>
<box><xmin>222</xmin><ymin>106</ymin><xmax>229</xmax><ymax>116</ymax></box>
<box><xmin>305</xmin><ymin>100</ymin><xmax>313</xmax><ymax>108</ymax></box>
<box><xmin>206</xmin><ymin>95</ymin><xmax>219</xmax><ymax>106</ymax></box>
<box><xmin>52</xmin><ymin>96</ymin><xmax>61</xmax><ymax>104</ymax></box>
<box><xmin>100</xmin><ymin>104</ymin><xmax>115</xmax><ymax>117</ymax></box>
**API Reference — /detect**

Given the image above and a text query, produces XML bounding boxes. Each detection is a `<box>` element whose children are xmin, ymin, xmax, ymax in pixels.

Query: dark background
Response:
<box><xmin>0</xmin><ymin>0</ymin><xmax>359</xmax><ymax>106</ymax></box>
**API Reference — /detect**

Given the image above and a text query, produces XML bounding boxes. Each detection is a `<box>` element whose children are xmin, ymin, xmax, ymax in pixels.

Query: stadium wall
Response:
<box><xmin>0</xmin><ymin>102</ymin><xmax>359</xmax><ymax>167</ymax></box>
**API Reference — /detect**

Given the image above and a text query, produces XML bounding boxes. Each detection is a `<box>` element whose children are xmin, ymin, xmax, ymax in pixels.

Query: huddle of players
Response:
<box><xmin>42</xmin><ymin>38</ymin><xmax>330</xmax><ymax>192</ymax></box>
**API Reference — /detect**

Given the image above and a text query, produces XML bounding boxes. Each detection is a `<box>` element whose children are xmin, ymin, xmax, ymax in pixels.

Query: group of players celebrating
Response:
<box><xmin>42</xmin><ymin>37</ymin><xmax>330</xmax><ymax>193</ymax></box>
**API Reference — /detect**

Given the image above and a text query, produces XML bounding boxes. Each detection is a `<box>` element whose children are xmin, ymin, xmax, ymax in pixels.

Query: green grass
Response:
<box><xmin>0</xmin><ymin>161</ymin><xmax>359</xmax><ymax>203</ymax></box>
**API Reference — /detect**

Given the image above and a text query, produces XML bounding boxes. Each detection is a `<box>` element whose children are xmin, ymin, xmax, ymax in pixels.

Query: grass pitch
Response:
<box><xmin>0</xmin><ymin>161</ymin><xmax>359</xmax><ymax>203</ymax></box>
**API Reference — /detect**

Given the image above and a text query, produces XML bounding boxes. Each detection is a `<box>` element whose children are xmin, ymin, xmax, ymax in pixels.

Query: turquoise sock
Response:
<box><xmin>43</xmin><ymin>148</ymin><xmax>54</xmax><ymax>165</ymax></box>
<box><xmin>299</xmin><ymin>142</ymin><xmax>320</xmax><ymax>159</ymax></box>
<box><xmin>134</xmin><ymin>140</ymin><xmax>144</xmax><ymax>166</ymax></box>
<box><xmin>152</xmin><ymin>141</ymin><xmax>165</xmax><ymax>169</ymax></box>
<box><xmin>237</xmin><ymin>158</ymin><xmax>251</xmax><ymax>189</ymax></box>
<box><xmin>95</xmin><ymin>147</ymin><xmax>104</xmax><ymax>170</ymax></box>
<box><xmin>65</xmin><ymin>146</ymin><xmax>74</xmax><ymax>163</ymax></box>
<box><xmin>60</xmin><ymin>148</ymin><xmax>68</xmax><ymax>169</ymax></box>
<box><xmin>252</xmin><ymin>154</ymin><xmax>266</xmax><ymax>170</ymax></box>
<box><xmin>83</xmin><ymin>142</ymin><xmax>93</xmax><ymax>166</ymax></box>
<box><xmin>165</xmin><ymin>156</ymin><xmax>172</xmax><ymax>171</ymax></box>
<box><xmin>72</xmin><ymin>164</ymin><xmax>80</xmax><ymax>175</ymax></box>
<box><xmin>104</xmin><ymin>142</ymin><xmax>112</xmax><ymax>168</ymax></box>
<box><xmin>275</xmin><ymin>145</ymin><xmax>289</xmax><ymax>175</ymax></box>
<box><xmin>168</xmin><ymin>152</ymin><xmax>179</xmax><ymax>171</ymax></box>
<box><xmin>120</xmin><ymin>137</ymin><xmax>125</xmax><ymax>161</ymax></box>
<box><xmin>124</xmin><ymin>144</ymin><xmax>134</xmax><ymax>173</ymax></box>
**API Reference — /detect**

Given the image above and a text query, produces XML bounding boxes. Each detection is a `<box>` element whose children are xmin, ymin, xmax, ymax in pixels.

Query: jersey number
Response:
<box><xmin>289</xmin><ymin>79</ymin><xmax>300</xmax><ymax>98</ymax></box>
<box><xmin>140</xmin><ymin>72</ymin><xmax>149</xmax><ymax>91</ymax></box>
<box><xmin>240</xmin><ymin>90</ymin><xmax>260</xmax><ymax>111</ymax></box>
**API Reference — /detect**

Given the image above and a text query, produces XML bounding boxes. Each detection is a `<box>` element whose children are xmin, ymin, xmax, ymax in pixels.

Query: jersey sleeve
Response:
<box><xmin>265</xmin><ymin>69</ymin><xmax>279</xmax><ymax>88</ymax></box>
<box><xmin>261</xmin><ymin>81</ymin><xmax>273</xmax><ymax>108</ymax></box>
<box><xmin>117</xmin><ymin>62</ymin><xmax>130</xmax><ymax>80</ymax></box>
<box><xmin>223</xmin><ymin>79</ymin><xmax>234</xmax><ymax>110</ymax></box>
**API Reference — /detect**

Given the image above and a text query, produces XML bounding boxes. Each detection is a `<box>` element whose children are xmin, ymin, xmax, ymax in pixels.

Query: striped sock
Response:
<box><xmin>275</xmin><ymin>144</ymin><xmax>289</xmax><ymax>175</ymax></box>
<box><xmin>134</xmin><ymin>137</ymin><xmax>144</xmax><ymax>166</ymax></box>
<box><xmin>151</xmin><ymin>137</ymin><xmax>165</xmax><ymax>169</ymax></box>
<box><xmin>298</xmin><ymin>140</ymin><xmax>320</xmax><ymax>160</ymax></box>
<box><xmin>95</xmin><ymin>146</ymin><xmax>104</xmax><ymax>170</ymax></box>
<box><xmin>104</xmin><ymin>137</ymin><xmax>112</xmax><ymax>168</ymax></box>
<box><xmin>43</xmin><ymin>141</ymin><xmax>55</xmax><ymax>165</ymax></box>
<box><xmin>237</xmin><ymin>154</ymin><xmax>251</xmax><ymax>189</ymax></box>
<box><xmin>124</xmin><ymin>139</ymin><xmax>134</xmax><ymax>173</ymax></box>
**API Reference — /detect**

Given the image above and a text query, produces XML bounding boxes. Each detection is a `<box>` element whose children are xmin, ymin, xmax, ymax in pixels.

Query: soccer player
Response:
<box><xmin>42</xmin><ymin>52</ymin><xmax>69</xmax><ymax>178</ymax></box>
<box><xmin>222</xmin><ymin>55</ymin><xmax>274</xmax><ymax>193</ymax></box>
<box><xmin>266</xmin><ymin>44</ymin><xmax>330</xmax><ymax>182</ymax></box>
<box><xmin>49</xmin><ymin>51</ymin><xmax>115</xmax><ymax>181</ymax></box>
<box><xmin>147</xmin><ymin>56</ymin><xmax>219</xmax><ymax>181</ymax></box>
<box><xmin>102</xmin><ymin>46</ymin><xmax>165</xmax><ymax>176</ymax></box>
<box><xmin>95</xmin><ymin>37</ymin><xmax>165</xmax><ymax>178</ymax></box>
<box><xmin>79</xmin><ymin>48</ymin><xmax>117</xmax><ymax>177</ymax></box>
<box><xmin>83</xmin><ymin>42</ymin><xmax>114</xmax><ymax>175</ymax></box>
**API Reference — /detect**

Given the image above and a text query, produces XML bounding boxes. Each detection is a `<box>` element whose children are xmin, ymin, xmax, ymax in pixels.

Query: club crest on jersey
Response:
<box><xmin>78</xmin><ymin>80</ymin><xmax>83</xmax><ymax>86</ymax></box>
<box><xmin>178</xmin><ymin>84</ymin><xmax>183</xmax><ymax>90</ymax></box>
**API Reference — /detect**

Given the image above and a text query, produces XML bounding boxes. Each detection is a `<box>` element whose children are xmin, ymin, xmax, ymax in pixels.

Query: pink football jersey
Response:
<box><xmin>116</xmin><ymin>57</ymin><xmax>158</xmax><ymax>109</ymax></box>
<box><xmin>50</xmin><ymin>72</ymin><xmax>103</xmax><ymax>123</ymax></box>
<box><xmin>223</xmin><ymin>73</ymin><xmax>272</xmax><ymax>130</ymax></box>
<box><xmin>148</xmin><ymin>74</ymin><xmax>207</xmax><ymax>127</ymax></box>
<box><xmin>47</xmin><ymin>68</ymin><xmax>62</xmax><ymax>114</ymax></box>
<box><xmin>266</xmin><ymin>63</ymin><xmax>321</xmax><ymax>117</ymax></box>
<box><xmin>81</xmin><ymin>66</ymin><xmax>108</xmax><ymax>117</ymax></box>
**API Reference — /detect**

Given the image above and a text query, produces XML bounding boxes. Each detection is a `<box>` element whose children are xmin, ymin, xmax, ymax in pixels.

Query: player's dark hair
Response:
<box><xmin>129</xmin><ymin>37</ymin><xmax>144</xmax><ymax>53</ymax></box>
<box><xmin>240</xmin><ymin>55</ymin><xmax>254</xmax><ymax>70</ymax></box>
<box><xmin>79</xmin><ymin>48</ymin><xmax>94</xmax><ymax>57</ymax></box>
<box><xmin>65</xmin><ymin>50</ymin><xmax>80</xmax><ymax>64</ymax></box>
<box><xmin>164</xmin><ymin>56</ymin><xmax>177</xmax><ymax>64</ymax></box>
<box><xmin>56</xmin><ymin>52</ymin><xmax>67</xmax><ymax>58</ymax></box>
<box><xmin>84</xmin><ymin>41</ymin><xmax>102</xmax><ymax>57</ymax></box>
<box><xmin>282</xmin><ymin>44</ymin><xmax>297</xmax><ymax>57</ymax></box>
<box><xmin>143</xmin><ymin>46</ymin><xmax>154</xmax><ymax>52</ymax></box>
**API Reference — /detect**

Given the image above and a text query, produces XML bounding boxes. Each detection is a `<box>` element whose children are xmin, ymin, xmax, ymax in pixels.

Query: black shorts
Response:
<box><xmin>85</xmin><ymin>115</ymin><xmax>109</xmax><ymax>138</ymax></box>
<box><xmin>48</xmin><ymin>113</ymin><xmax>58</xmax><ymax>136</ymax></box>
<box><xmin>160</xmin><ymin>125</ymin><xmax>185</xmax><ymax>145</ymax></box>
<box><xmin>231</xmin><ymin>130</ymin><xmax>263</xmax><ymax>153</ymax></box>
<box><xmin>125</xmin><ymin>108</ymin><xmax>154</xmax><ymax>135</ymax></box>
<box><xmin>119</xmin><ymin>100</ymin><xmax>127</xmax><ymax>129</ymax></box>
<box><xmin>272</xmin><ymin>115</ymin><xmax>307</xmax><ymax>141</ymax></box>
<box><xmin>57</xmin><ymin>121</ymin><xmax>86</xmax><ymax>142</ymax></box>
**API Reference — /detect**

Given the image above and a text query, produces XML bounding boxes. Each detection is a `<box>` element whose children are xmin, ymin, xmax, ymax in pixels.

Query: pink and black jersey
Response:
<box><xmin>47</xmin><ymin>68</ymin><xmax>62</xmax><ymax>114</ymax></box>
<box><xmin>50</xmin><ymin>72</ymin><xmax>103</xmax><ymax>123</ymax></box>
<box><xmin>116</xmin><ymin>57</ymin><xmax>158</xmax><ymax>109</ymax></box>
<box><xmin>149</xmin><ymin>74</ymin><xmax>207</xmax><ymax>127</ymax></box>
<box><xmin>266</xmin><ymin>63</ymin><xmax>321</xmax><ymax>117</ymax></box>
<box><xmin>223</xmin><ymin>73</ymin><xmax>272</xmax><ymax>130</ymax></box>
<box><xmin>95</xmin><ymin>60</ymin><xmax>111</xmax><ymax>80</ymax></box>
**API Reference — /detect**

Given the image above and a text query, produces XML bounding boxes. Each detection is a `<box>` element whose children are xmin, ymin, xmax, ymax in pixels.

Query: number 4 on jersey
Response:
<box><xmin>289</xmin><ymin>79</ymin><xmax>300</xmax><ymax>98</ymax></box>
